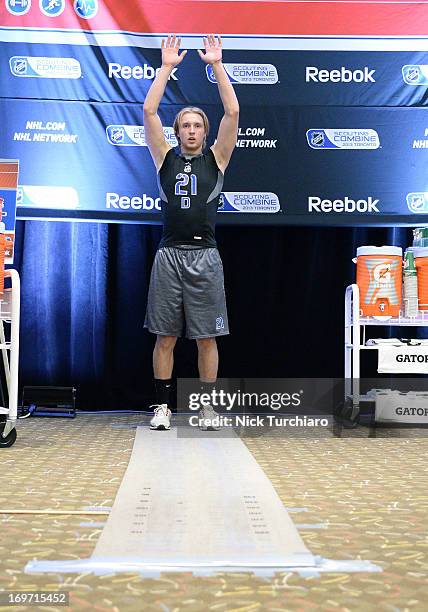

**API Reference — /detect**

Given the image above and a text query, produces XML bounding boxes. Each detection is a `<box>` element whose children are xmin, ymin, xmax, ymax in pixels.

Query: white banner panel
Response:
<box><xmin>375</xmin><ymin>391</ymin><xmax>428</xmax><ymax>424</ymax></box>
<box><xmin>378</xmin><ymin>345</ymin><xmax>428</xmax><ymax>374</ymax></box>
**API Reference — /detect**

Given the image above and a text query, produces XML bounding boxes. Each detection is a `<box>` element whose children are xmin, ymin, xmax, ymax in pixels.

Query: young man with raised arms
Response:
<box><xmin>143</xmin><ymin>34</ymin><xmax>239</xmax><ymax>430</ymax></box>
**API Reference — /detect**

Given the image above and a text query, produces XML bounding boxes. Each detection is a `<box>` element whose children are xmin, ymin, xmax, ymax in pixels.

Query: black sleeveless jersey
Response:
<box><xmin>157</xmin><ymin>148</ymin><xmax>224</xmax><ymax>249</ymax></box>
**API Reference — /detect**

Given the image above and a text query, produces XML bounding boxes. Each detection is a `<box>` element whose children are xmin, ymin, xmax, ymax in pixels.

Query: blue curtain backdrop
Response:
<box><xmin>10</xmin><ymin>220</ymin><xmax>420</xmax><ymax>410</ymax></box>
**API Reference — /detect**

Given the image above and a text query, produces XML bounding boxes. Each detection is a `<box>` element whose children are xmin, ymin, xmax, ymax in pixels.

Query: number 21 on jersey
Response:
<box><xmin>175</xmin><ymin>173</ymin><xmax>197</xmax><ymax>209</ymax></box>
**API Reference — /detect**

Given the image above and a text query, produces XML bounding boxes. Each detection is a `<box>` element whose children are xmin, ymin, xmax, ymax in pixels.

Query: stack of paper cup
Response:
<box><xmin>413</xmin><ymin>227</ymin><xmax>428</xmax><ymax>248</ymax></box>
<box><xmin>404</xmin><ymin>250</ymin><xmax>419</xmax><ymax>318</ymax></box>
<box><xmin>414</xmin><ymin>247</ymin><xmax>428</xmax><ymax>310</ymax></box>
<box><xmin>0</xmin><ymin>199</ymin><xmax>5</xmax><ymax>295</ymax></box>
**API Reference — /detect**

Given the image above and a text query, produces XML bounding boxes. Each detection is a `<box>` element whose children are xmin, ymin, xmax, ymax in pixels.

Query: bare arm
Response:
<box><xmin>198</xmin><ymin>35</ymin><xmax>239</xmax><ymax>173</ymax></box>
<box><xmin>143</xmin><ymin>35</ymin><xmax>187</xmax><ymax>171</ymax></box>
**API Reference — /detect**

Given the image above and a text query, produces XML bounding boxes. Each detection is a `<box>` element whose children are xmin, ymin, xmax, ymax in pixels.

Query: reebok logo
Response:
<box><xmin>306</xmin><ymin>66</ymin><xmax>376</xmax><ymax>83</ymax></box>
<box><xmin>308</xmin><ymin>196</ymin><xmax>380</xmax><ymax>213</ymax></box>
<box><xmin>106</xmin><ymin>192</ymin><xmax>161</xmax><ymax>210</ymax></box>
<box><xmin>108</xmin><ymin>63</ymin><xmax>178</xmax><ymax>80</ymax></box>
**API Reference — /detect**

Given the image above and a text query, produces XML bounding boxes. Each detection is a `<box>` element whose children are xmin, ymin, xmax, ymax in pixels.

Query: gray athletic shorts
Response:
<box><xmin>144</xmin><ymin>246</ymin><xmax>229</xmax><ymax>339</ymax></box>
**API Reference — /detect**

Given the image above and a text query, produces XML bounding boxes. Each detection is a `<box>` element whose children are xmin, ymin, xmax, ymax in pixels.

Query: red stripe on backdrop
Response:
<box><xmin>1</xmin><ymin>1</ymin><xmax>427</xmax><ymax>36</ymax></box>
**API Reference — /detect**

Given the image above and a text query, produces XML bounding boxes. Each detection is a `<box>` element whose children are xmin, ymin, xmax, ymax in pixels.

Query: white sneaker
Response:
<box><xmin>198</xmin><ymin>405</ymin><xmax>221</xmax><ymax>431</ymax></box>
<box><xmin>150</xmin><ymin>404</ymin><xmax>172</xmax><ymax>430</ymax></box>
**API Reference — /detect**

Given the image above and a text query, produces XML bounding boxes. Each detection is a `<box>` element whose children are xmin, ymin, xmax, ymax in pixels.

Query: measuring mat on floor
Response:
<box><xmin>91</xmin><ymin>427</ymin><xmax>314</xmax><ymax>570</ymax></box>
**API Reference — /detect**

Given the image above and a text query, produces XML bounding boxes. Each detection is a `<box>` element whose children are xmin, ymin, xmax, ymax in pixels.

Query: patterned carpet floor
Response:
<box><xmin>0</xmin><ymin>414</ymin><xmax>427</xmax><ymax>611</ymax></box>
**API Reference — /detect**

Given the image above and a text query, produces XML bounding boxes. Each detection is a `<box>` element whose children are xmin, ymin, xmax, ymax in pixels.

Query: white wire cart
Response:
<box><xmin>0</xmin><ymin>270</ymin><xmax>20</xmax><ymax>447</ymax></box>
<box><xmin>344</xmin><ymin>283</ymin><xmax>428</xmax><ymax>423</ymax></box>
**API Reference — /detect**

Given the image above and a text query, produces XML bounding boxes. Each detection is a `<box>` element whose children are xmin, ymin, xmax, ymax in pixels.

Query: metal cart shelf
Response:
<box><xmin>0</xmin><ymin>269</ymin><xmax>20</xmax><ymax>447</ymax></box>
<box><xmin>344</xmin><ymin>283</ymin><xmax>428</xmax><ymax>422</ymax></box>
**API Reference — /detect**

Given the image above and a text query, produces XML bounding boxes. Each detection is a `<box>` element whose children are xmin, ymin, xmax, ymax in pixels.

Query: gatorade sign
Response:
<box><xmin>378</xmin><ymin>346</ymin><xmax>428</xmax><ymax>374</ymax></box>
<box><xmin>375</xmin><ymin>390</ymin><xmax>428</xmax><ymax>423</ymax></box>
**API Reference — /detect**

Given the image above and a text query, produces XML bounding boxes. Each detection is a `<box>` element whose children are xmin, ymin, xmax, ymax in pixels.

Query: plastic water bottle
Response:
<box><xmin>403</xmin><ymin>250</ymin><xmax>418</xmax><ymax>318</ymax></box>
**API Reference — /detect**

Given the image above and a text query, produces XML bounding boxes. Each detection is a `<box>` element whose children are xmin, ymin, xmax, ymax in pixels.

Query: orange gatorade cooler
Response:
<box><xmin>414</xmin><ymin>247</ymin><xmax>428</xmax><ymax>310</ymax></box>
<box><xmin>356</xmin><ymin>246</ymin><xmax>403</xmax><ymax>317</ymax></box>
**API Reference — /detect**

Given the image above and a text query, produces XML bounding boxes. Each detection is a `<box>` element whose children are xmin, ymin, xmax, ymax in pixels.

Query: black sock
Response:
<box><xmin>154</xmin><ymin>378</ymin><xmax>173</xmax><ymax>408</ymax></box>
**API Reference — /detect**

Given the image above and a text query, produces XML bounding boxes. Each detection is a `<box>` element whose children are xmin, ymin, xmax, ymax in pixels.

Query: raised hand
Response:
<box><xmin>161</xmin><ymin>34</ymin><xmax>187</xmax><ymax>67</ymax></box>
<box><xmin>197</xmin><ymin>34</ymin><xmax>222</xmax><ymax>65</ymax></box>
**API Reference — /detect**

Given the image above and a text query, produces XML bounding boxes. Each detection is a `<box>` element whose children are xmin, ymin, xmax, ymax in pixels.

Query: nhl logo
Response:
<box><xmin>408</xmin><ymin>194</ymin><xmax>425</xmax><ymax>212</ymax></box>
<box><xmin>109</xmin><ymin>127</ymin><xmax>124</xmax><ymax>144</ymax></box>
<box><xmin>311</xmin><ymin>131</ymin><xmax>324</xmax><ymax>147</ymax></box>
<box><xmin>404</xmin><ymin>66</ymin><xmax>420</xmax><ymax>83</ymax></box>
<box><xmin>11</xmin><ymin>57</ymin><xmax>28</xmax><ymax>75</ymax></box>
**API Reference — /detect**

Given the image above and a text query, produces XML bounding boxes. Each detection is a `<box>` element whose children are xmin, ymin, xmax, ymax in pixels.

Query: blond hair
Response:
<box><xmin>173</xmin><ymin>107</ymin><xmax>210</xmax><ymax>147</ymax></box>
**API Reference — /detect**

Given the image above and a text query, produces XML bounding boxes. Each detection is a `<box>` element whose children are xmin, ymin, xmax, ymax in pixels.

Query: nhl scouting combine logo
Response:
<box><xmin>106</xmin><ymin>125</ymin><xmax>178</xmax><ymax>147</ymax></box>
<box><xmin>73</xmin><ymin>0</ymin><xmax>97</xmax><ymax>19</ymax></box>
<box><xmin>6</xmin><ymin>0</ymin><xmax>31</xmax><ymax>16</ymax></box>
<box><xmin>9</xmin><ymin>56</ymin><xmax>81</xmax><ymax>78</ymax></box>
<box><xmin>206</xmin><ymin>63</ymin><xmax>278</xmax><ymax>85</ymax></box>
<box><xmin>306</xmin><ymin>129</ymin><xmax>380</xmax><ymax>150</ymax></box>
